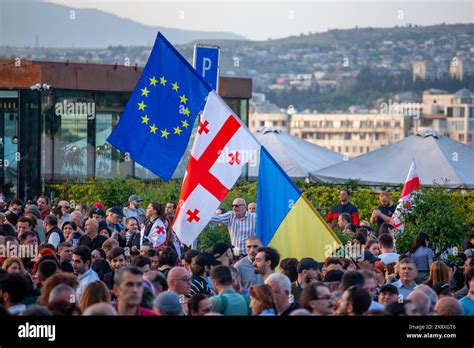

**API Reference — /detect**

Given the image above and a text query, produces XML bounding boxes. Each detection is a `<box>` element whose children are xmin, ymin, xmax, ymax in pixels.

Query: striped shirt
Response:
<box><xmin>210</xmin><ymin>211</ymin><xmax>256</xmax><ymax>256</ymax></box>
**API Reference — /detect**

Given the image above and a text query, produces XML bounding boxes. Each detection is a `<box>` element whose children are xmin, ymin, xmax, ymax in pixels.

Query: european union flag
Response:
<box><xmin>107</xmin><ymin>32</ymin><xmax>211</xmax><ymax>180</ymax></box>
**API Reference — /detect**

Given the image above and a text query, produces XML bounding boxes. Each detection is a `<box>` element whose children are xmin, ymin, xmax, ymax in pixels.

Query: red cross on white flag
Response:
<box><xmin>172</xmin><ymin>91</ymin><xmax>261</xmax><ymax>246</ymax></box>
<box><xmin>390</xmin><ymin>160</ymin><xmax>420</xmax><ymax>232</ymax></box>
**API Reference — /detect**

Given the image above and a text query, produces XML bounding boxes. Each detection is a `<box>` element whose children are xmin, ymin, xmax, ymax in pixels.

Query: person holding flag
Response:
<box><xmin>172</xmin><ymin>91</ymin><xmax>261</xmax><ymax>250</ymax></box>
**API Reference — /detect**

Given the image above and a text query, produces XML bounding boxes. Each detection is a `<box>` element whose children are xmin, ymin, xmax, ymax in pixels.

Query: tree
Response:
<box><xmin>395</xmin><ymin>187</ymin><xmax>467</xmax><ymax>254</ymax></box>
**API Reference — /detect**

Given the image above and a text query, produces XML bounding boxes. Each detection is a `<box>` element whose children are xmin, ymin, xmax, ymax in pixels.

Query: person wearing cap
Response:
<box><xmin>377</xmin><ymin>284</ymin><xmax>399</xmax><ymax>307</ymax></box>
<box><xmin>153</xmin><ymin>291</ymin><xmax>183</xmax><ymax>316</ymax></box>
<box><xmin>212</xmin><ymin>242</ymin><xmax>233</xmax><ymax>267</ymax></box>
<box><xmin>291</xmin><ymin>258</ymin><xmax>323</xmax><ymax>302</ymax></box>
<box><xmin>106</xmin><ymin>207</ymin><xmax>126</xmax><ymax>247</ymax></box>
<box><xmin>57</xmin><ymin>200</ymin><xmax>71</xmax><ymax>224</ymax></box>
<box><xmin>189</xmin><ymin>252</ymin><xmax>219</xmax><ymax>297</ymax></box>
<box><xmin>209</xmin><ymin>197</ymin><xmax>256</xmax><ymax>257</ymax></box>
<box><xmin>123</xmin><ymin>195</ymin><xmax>146</xmax><ymax>225</ymax></box>
<box><xmin>89</xmin><ymin>208</ymin><xmax>106</xmax><ymax>223</ymax></box>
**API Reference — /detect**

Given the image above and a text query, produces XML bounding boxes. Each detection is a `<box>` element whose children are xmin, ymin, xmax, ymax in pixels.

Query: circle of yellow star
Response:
<box><xmin>138</xmin><ymin>101</ymin><xmax>146</xmax><ymax>111</ymax></box>
<box><xmin>179</xmin><ymin>95</ymin><xmax>188</xmax><ymax>104</ymax></box>
<box><xmin>161</xmin><ymin>129</ymin><xmax>170</xmax><ymax>139</ymax></box>
<box><xmin>172</xmin><ymin>82</ymin><xmax>179</xmax><ymax>92</ymax></box>
<box><xmin>149</xmin><ymin>124</ymin><xmax>157</xmax><ymax>134</ymax></box>
<box><xmin>181</xmin><ymin>120</ymin><xmax>189</xmax><ymax>129</ymax></box>
<box><xmin>183</xmin><ymin>107</ymin><xmax>190</xmax><ymax>116</ymax></box>
<box><xmin>141</xmin><ymin>87</ymin><xmax>150</xmax><ymax>97</ymax></box>
<box><xmin>149</xmin><ymin>76</ymin><xmax>158</xmax><ymax>86</ymax></box>
<box><xmin>160</xmin><ymin>76</ymin><xmax>167</xmax><ymax>86</ymax></box>
<box><xmin>141</xmin><ymin>115</ymin><xmax>150</xmax><ymax>124</ymax></box>
<box><xmin>174</xmin><ymin>126</ymin><xmax>182</xmax><ymax>135</ymax></box>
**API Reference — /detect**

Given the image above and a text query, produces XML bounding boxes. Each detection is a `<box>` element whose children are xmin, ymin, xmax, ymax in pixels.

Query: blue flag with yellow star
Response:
<box><xmin>107</xmin><ymin>32</ymin><xmax>212</xmax><ymax>180</ymax></box>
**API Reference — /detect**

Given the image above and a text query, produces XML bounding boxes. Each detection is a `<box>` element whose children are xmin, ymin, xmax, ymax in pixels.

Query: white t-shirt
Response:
<box><xmin>378</xmin><ymin>252</ymin><xmax>399</xmax><ymax>265</ymax></box>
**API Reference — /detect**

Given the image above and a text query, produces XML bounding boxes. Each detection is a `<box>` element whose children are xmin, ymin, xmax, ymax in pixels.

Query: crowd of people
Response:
<box><xmin>0</xmin><ymin>190</ymin><xmax>473</xmax><ymax>316</ymax></box>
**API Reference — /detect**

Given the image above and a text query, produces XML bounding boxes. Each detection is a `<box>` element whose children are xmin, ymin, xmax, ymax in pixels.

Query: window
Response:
<box><xmin>53</xmin><ymin>93</ymin><xmax>91</xmax><ymax>180</ymax></box>
<box><xmin>360</xmin><ymin>146</ymin><xmax>364</xmax><ymax>153</ymax></box>
<box><xmin>360</xmin><ymin>133</ymin><xmax>366</xmax><ymax>140</ymax></box>
<box><xmin>344</xmin><ymin>133</ymin><xmax>351</xmax><ymax>140</ymax></box>
<box><xmin>459</xmin><ymin>134</ymin><xmax>464</xmax><ymax>141</ymax></box>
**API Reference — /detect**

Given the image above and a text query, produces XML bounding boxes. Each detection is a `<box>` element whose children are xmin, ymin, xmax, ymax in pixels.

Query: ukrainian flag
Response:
<box><xmin>256</xmin><ymin>147</ymin><xmax>341</xmax><ymax>261</ymax></box>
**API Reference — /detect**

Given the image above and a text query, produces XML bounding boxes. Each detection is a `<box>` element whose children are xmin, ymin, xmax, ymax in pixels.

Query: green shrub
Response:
<box><xmin>46</xmin><ymin>178</ymin><xmax>474</xmax><ymax>253</ymax></box>
<box><xmin>395</xmin><ymin>187</ymin><xmax>468</xmax><ymax>254</ymax></box>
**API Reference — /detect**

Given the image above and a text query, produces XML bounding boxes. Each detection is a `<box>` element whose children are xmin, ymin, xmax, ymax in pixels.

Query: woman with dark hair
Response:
<box><xmin>279</xmin><ymin>258</ymin><xmax>298</xmax><ymax>283</ymax></box>
<box><xmin>157</xmin><ymin>247</ymin><xmax>178</xmax><ymax>279</ymax></box>
<box><xmin>61</xmin><ymin>221</ymin><xmax>81</xmax><ymax>248</ymax></box>
<box><xmin>408</xmin><ymin>232</ymin><xmax>434</xmax><ymax>283</ymax></box>
<box><xmin>188</xmin><ymin>293</ymin><xmax>213</xmax><ymax>316</ymax></box>
<box><xmin>142</xmin><ymin>202</ymin><xmax>168</xmax><ymax>249</ymax></box>
<box><xmin>91</xmin><ymin>259</ymin><xmax>112</xmax><ymax>281</ymax></box>
<box><xmin>249</xmin><ymin>284</ymin><xmax>277</xmax><ymax>316</ymax></box>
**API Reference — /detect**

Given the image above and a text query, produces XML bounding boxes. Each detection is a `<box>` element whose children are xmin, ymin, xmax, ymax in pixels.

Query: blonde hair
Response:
<box><xmin>2</xmin><ymin>257</ymin><xmax>25</xmax><ymax>273</ymax></box>
<box><xmin>424</xmin><ymin>261</ymin><xmax>450</xmax><ymax>287</ymax></box>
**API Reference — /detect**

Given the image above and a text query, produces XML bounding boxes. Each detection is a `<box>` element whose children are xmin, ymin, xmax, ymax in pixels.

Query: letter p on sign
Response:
<box><xmin>193</xmin><ymin>45</ymin><xmax>220</xmax><ymax>91</ymax></box>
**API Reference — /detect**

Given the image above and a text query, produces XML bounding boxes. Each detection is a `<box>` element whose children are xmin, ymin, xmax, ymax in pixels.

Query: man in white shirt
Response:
<box><xmin>72</xmin><ymin>245</ymin><xmax>99</xmax><ymax>300</ymax></box>
<box><xmin>378</xmin><ymin>234</ymin><xmax>399</xmax><ymax>265</ymax></box>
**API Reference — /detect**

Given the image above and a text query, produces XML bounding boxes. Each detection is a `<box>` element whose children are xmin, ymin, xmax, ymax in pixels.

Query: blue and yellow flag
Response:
<box><xmin>256</xmin><ymin>147</ymin><xmax>341</xmax><ymax>261</ymax></box>
<box><xmin>107</xmin><ymin>33</ymin><xmax>211</xmax><ymax>180</ymax></box>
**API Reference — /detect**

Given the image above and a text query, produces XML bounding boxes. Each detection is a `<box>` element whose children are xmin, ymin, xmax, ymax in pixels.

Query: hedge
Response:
<box><xmin>47</xmin><ymin>178</ymin><xmax>474</xmax><ymax>252</ymax></box>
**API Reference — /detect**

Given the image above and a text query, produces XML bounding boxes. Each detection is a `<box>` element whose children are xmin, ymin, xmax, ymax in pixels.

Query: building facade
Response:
<box><xmin>0</xmin><ymin>60</ymin><xmax>252</xmax><ymax>201</ymax></box>
<box><xmin>290</xmin><ymin>113</ymin><xmax>412</xmax><ymax>157</ymax></box>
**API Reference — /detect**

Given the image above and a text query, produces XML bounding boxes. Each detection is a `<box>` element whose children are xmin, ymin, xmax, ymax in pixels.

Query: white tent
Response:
<box><xmin>309</xmin><ymin>129</ymin><xmax>474</xmax><ymax>188</ymax></box>
<box><xmin>249</xmin><ymin>127</ymin><xmax>345</xmax><ymax>179</ymax></box>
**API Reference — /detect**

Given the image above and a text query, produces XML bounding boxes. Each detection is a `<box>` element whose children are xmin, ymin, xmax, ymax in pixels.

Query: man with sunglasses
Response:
<box><xmin>210</xmin><ymin>198</ymin><xmax>256</xmax><ymax>257</ymax></box>
<box><xmin>234</xmin><ymin>236</ymin><xmax>264</xmax><ymax>289</ymax></box>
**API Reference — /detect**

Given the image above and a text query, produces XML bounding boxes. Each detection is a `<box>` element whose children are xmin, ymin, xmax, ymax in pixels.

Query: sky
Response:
<box><xmin>48</xmin><ymin>0</ymin><xmax>473</xmax><ymax>41</ymax></box>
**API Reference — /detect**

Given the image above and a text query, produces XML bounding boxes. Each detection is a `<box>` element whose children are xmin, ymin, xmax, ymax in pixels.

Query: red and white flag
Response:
<box><xmin>390</xmin><ymin>160</ymin><xmax>420</xmax><ymax>231</ymax></box>
<box><xmin>172</xmin><ymin>91</ymin><xmax>261</xmax><ymax>246</ymax></box>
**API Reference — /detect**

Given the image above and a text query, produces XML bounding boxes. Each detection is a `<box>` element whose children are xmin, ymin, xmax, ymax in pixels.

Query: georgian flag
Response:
<box><xmin>172</xmin><ymin>91</ymin><xmax>261</xmax><ymax>246</ymax></box>
<box><xmin>390</xmin><ymin>160</ymin><xmax>420</xmax><ymax>231</ymax></box>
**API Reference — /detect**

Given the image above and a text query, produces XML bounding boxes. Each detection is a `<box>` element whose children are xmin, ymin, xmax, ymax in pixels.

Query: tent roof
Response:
<box><xmin>249</xmin><ymin>127</ymin><xmax>344</xmax><ymax>178</ymax></box>
<box><xmin>309</xmin><ymin>129</ymin><xmax>474</xmax><ymax>188</ymax></box>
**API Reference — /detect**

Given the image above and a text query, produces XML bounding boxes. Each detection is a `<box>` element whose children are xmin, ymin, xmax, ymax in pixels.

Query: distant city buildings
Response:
<box><xmin>250</xmin><ymin>88</ymin><xmax>474</xmax><ymax>157</ymax></box>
